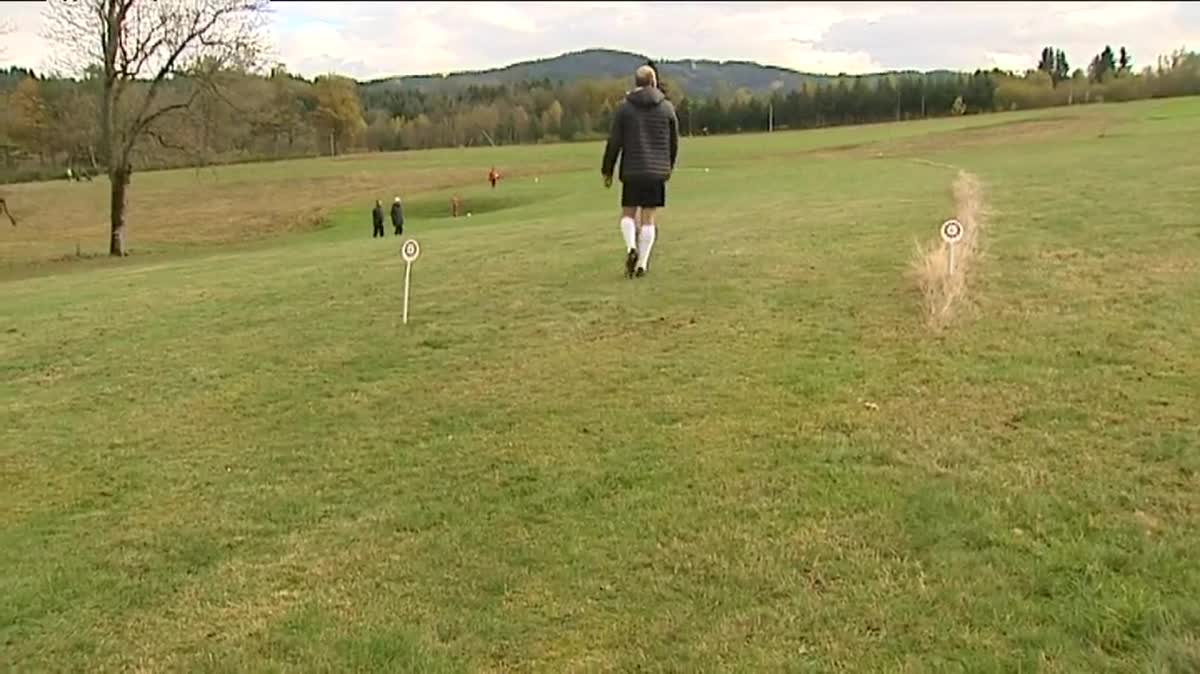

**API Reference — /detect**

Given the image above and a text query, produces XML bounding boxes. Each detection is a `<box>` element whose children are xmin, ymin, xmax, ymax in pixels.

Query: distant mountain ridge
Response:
<box><xmin>361</xmin><ymin>48</ymin><xmax>960</xmax><ymax>98</ymax></box>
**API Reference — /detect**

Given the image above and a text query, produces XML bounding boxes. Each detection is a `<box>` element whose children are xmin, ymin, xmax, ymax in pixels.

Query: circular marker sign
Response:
<box><xmin>399</xmin><ymin>239</ymin><xmax>421</xmax><ymax>324</ymax></box>
<box><xmin>940</xmin><ymin>219</ymin><xmax>964</xmax><ymax>244</ymax></box>
<box><xmin>401</xmin><ymin>239</ymin><xmax>421</xmax><ymax>263</ymax></box>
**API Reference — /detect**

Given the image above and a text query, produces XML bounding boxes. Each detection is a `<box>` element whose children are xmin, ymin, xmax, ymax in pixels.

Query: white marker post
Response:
<box><xmin>400</xmin><ymin>239</ymin><xmax>421</xmax><ymax>324</ymax></box>
<box><xmin>940</xmin><ymin>219</ymin><xmax>964</xmax><ymax>275</ymax></box>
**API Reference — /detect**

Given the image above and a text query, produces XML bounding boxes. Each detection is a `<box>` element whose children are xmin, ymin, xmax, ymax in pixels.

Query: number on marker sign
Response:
<box><xmin>940</xmin><ymin>219</ymin><xmax>964</xmax><ymax>244</ymax></box>
<box><xmin>401</xmin><ymin>239</ymin><xmax>421</xmax><ymax>263</ymax></box>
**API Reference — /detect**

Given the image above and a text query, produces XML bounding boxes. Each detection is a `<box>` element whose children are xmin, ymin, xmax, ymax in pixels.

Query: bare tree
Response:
<box><xmin>42</xmin><ymin>0</ymin><xmax>267</xmax><ymax>256</ymax></box>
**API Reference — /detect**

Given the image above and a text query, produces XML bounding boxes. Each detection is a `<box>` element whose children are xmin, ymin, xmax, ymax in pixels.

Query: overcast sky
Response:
<box><xmin>2</xmin><ymin>1</ymin><xmax>1198</xmax><ymax>79</ymax></box>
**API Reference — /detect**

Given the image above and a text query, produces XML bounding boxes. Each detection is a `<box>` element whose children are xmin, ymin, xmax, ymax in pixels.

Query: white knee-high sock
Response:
<box><xmin>637</xmin><ymin>224</ymin><xmax>656</xmax><ymax>269</ymax></box>
<box><xmin>620</xmin><ymin>217</ymin><xmax>637</xmax><ymax>251</ymax></box>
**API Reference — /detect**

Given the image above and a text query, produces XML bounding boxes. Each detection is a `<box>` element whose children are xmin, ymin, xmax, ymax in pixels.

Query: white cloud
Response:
<box><xmin>471</xmin><ymin>3</ymin><xmax>540</xmax><ymax>35</ymax></box>
<box><xmin>1</xmin><ymin>1</ymin><xmax>1196</xmax><ymax>80</ymax></box>
<box><xmin>784</xmin><ymin>42</ymin><xmax>884</xmax><ymax>75</ymax></box>
<box><xmin>1053</xmin><ymin>1</ymin><xmax>1177</xmax><ymax>29</ymax></box>
<box><xmin>0</xmin><ymin>2</ymin><xmax>52</xmax><ymax>72</ymax></box>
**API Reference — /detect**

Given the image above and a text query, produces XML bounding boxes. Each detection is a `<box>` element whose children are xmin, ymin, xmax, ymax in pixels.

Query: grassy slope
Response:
<box><xmin>2</xmin><ymin>98</ymin><xmax>1199</xmax><ymax>672</ymax></box>
<box><xmin>0</xmin><ymin>106</ymin><xmax>1069</xmax><ymax>270</ymax></box>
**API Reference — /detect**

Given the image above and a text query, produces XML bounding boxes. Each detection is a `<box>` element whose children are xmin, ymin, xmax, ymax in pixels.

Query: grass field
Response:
<box><xmin>3</xmin><ymin>97</ymin><xmax>1199</xmax><ymax>672</ymax></box>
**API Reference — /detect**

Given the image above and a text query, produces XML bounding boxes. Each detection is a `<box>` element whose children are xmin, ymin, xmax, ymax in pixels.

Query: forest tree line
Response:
<box><xmin>2</xmin><ymin>44</ymin><xmax>1199</xmax><ymax>184</ymax></box>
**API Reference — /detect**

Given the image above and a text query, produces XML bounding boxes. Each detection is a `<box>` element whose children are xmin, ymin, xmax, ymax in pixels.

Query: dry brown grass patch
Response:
<box><xmin>0</xmin><ymin>168</ymin><xmax>483</xmax><ymax>264</ymax></box>
<box><xmin>0</xmin><ymin>158</ymin><xmax>577</xmax><ymax>267</ymax></box>
<box><xmin>871</xmin><ymin>116</ymin><xmax>1102</xmax><ymax>160</ymax></box>
<box><xmin>911</xmin><ymin>170</ymin><xmax>988</xmax><ymax>329</ymax></box>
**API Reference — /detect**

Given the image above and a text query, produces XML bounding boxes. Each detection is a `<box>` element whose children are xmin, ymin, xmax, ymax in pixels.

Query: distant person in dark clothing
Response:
<box><xmin>390</xmin><ymin>196</ymin><xmax>404</xmax><ymax>235</ymax></box>
<box><xmin>488</xmin><ymin>166</ymin><xmax>500</xmax><ymax>189</ymax></box>
<box><xmin>372</xmin><ymin>200</ymin><xmax>385</xmax><ymax>238</ymax></box>
<box><xmin>601</xmin><ymin>64</ymin><xmax>679</xmax><ymax>279</ymax></box>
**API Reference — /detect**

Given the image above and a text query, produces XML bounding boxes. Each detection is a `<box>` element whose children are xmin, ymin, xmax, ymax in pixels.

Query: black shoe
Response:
<box><xmin>635</xmin><ymin>267</ymin><xmax>646</xmax><ymax>278</ymax></box>
<box><xmin>625</xmin><ymin>248</ymin><xmax>638</xmax><ymax>278</ymax></box>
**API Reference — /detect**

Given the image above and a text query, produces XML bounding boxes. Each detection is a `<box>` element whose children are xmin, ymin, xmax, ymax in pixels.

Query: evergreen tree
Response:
<box><xmin>1054</xmin><ymin>50</ymin><xmax>1070</xmax><ymax>86</ymax></box>
<box><xmin>1038</xmin><ymin>47</ymin><xmax>1056</xmax><ymax>76</ymax></box>
<box><xmin>1089</xmin><ymin>46</ymin><xmax>1118</xmax><ymax>82</ymax></box>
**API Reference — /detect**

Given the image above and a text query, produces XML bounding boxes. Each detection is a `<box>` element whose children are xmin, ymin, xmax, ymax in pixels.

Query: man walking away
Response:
<box><xmin>372</xmin><ymin>200</ymin><xmax>385</xmax><ymax>238</ymax></box>
<box><xmin>391</xmin><ymin>196</ymin><xmax>404</xmax><ymax>235</ymax></box>
<box><xmin>601</xmin><ymin>64</ymin><xmax>679</xmax><ymax>279</ymax></box>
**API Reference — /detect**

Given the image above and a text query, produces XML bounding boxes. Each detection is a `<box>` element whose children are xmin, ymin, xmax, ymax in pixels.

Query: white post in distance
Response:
<box><xmin>401</xmin><ymin>239</ymin><xmax>421</xmax><ymax>324</ymax></box>
<box><xmin>940</xmin><ymin>219</ymin><xmax>964</xmax><ymax>276</ymax></box>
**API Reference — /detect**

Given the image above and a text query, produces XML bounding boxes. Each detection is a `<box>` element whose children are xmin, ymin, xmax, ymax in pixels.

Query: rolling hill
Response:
<box><xmin>359</xmin><ymin>48</ymin><xmax>942</xmax><ymax>98</ymax></box>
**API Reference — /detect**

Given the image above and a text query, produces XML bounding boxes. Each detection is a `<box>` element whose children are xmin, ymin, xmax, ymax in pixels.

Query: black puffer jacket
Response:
<box><xmin>602</xmin><ymin>86</ymin><xmax>679</xmax><ymax>182</ymax></box>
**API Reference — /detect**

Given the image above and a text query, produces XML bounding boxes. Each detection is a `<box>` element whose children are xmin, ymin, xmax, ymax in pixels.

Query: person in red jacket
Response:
<box><xmin>488</xmin><ymin>166</ymin><xmax>500</xmax><ymax>189</ymax></box>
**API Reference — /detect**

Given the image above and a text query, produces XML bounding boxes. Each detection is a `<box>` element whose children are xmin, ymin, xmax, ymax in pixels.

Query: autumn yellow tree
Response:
<box><xmin>510</xmin><ymin>105</ymin><xmax>531</xmax><ymax>143</ymax></box>
<box><xmin>41</xmin><ymin>77</ymin><xmax>101</xmax><ymax>170</ymax></box>
<box><xmin>364</xmin><ymin>109</ymin><xmax>394</xmax><ymax>151</ymax></box>
<box><xmin>312</xmin><ymin>75</ymin><xmax>366</xmax><ymax>156</ymax></box>
<box><xmin>7</xmin><ymin>78</ymin><xmax>50</xmax><ymax>161</ymax></box>
<box><xmin>540</xmin><ymin>99</ymin><xmax>563</xmax><ymax>139</ymax></box>
<box><xmin>264</xmin><ymin>65</ymin><xmax>309</xmax><ymax>152</ymax></box>
<box><xmin>399</xmin><ymin>114</ymin><xmax>434</xmax><ymax>149</ymax></box>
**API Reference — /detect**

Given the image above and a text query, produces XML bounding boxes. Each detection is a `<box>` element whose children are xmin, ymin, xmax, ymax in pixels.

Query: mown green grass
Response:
<box><xmin>2</xmin><ymin>98</ymin><xmax>1199</xmax><ymax>672</ymax></box>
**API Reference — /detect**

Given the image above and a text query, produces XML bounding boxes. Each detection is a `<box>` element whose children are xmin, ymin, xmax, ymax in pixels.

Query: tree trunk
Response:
<box><xmin>109</xmin><ymin>166</ymin><xmax>129</xmax><ymax>256</ymax></box>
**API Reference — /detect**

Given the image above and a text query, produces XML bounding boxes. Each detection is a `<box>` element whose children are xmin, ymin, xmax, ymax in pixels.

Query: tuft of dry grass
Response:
<box><xmin>912</xmin><ymin>170</ymin><xmax>987</xmax><ymax>329</ymax></box>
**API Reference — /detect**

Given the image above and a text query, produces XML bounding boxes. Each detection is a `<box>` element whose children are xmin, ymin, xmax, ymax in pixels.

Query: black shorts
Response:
<box><xmin>621</xmin><ymin>179</ymin><xmax>666</xmax><ymax>208</ymax></box>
